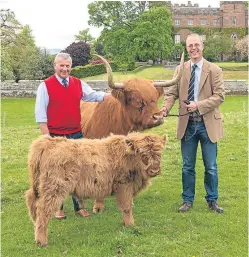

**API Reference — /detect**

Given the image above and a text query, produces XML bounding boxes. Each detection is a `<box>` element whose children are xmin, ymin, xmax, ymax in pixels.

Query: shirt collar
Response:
<box><xmin>55</xmin><ymin>74</ymin><xmax>69</xmax><ymax>84</ymax></box>
<box><xmin>190</xmin><ymin>58</ymin><xmax>203</xmax><ymax>69</ymax></box>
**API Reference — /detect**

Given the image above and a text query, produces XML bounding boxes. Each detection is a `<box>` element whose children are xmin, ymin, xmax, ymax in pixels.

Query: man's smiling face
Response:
<box><xmin>186</xmin><ymin>35</ymin><xmax>204</xmax><ymax>63</ymax></box>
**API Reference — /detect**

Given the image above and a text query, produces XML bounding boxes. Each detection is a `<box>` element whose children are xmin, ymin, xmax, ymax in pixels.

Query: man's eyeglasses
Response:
<box><xmin>187</xmin><ymin>43</ymin><xmax>202</xmax><ymax>49</ymax></box>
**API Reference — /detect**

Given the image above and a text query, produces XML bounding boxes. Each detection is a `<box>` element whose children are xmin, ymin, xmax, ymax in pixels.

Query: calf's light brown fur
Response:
<box><xmin>25</xmin><ymin>133</ymin><xmax>166</xmax><ymax>246</ymax></box>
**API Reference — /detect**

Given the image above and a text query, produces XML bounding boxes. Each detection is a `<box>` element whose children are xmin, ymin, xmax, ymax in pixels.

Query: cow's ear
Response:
<box><xmin>125</xmin><ymin>89</ymin><xmax>143</xmax><ymax>108</ymax></box>
<box><xmin>125</xmin><ymin>138</ymin><xmax>135</xmax><ymax>153</ymax></box>
<box><xmin>111</xmin><ymin>89</ymin><xmax>126</xmax><ymax>104</ymax></box>
<box><xmin>156</xmin><ymin>88</ymin><xmax>164</xmax><ymax>98</ymax></box>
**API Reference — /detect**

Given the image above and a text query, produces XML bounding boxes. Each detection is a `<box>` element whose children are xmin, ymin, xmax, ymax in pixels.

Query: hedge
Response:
<box><xmin>71</xmin><ymin>62</ymin><xmax>119</xmax><ymax>78</ymax></box>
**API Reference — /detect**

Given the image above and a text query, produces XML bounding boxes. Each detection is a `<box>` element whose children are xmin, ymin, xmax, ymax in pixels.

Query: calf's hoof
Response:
<box><xmin>36</xmin><ymin>240</ymin><xmax>48</xmax><ymax>247</ymax></box>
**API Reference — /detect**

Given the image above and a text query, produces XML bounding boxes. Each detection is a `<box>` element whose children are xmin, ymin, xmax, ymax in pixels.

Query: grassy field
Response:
<box><xmin>82</xmin><ymin>62</ymin><xmax>248</xmax><ymax>82</ymax></box>
<box><xmin>1</xmin><ymin>95</ymin><xmax>248</xmax><ymax>257</ymax></box>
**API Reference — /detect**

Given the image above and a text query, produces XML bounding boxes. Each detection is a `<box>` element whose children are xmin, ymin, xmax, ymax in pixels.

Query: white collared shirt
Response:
<box><xmin>190</xmin><ymin>58</ymin><xmax>203</xmax><ymax>101</ymax></box>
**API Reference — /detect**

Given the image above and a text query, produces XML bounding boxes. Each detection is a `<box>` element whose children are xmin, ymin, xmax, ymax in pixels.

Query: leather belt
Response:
<box><xmin>188</xmin><ymin>116</ymin><xmax>203</xmax><ymax>122</ymax></box>
<box><xmin>50</xmin><ymin>131</ymin><xmax>82</xmax><ymax>137</ymax></box>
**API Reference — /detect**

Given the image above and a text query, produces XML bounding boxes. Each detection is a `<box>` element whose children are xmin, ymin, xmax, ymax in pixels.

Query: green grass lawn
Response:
<box><xmin>82</xmin><ymin>62</ymin><xmax>248</xmax><ymax>82</ymax></box>
<box><xmin>1</xmin><ymin>96</ymin><xmax>248</xmax><ymax>257</ymax></box>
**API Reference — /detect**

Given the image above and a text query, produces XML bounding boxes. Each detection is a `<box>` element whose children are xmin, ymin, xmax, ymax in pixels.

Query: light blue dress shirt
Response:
<box><xmin>190</xmin><ymin>58</ymin><xmax>203</xmax><ymax>102</ymax></box>
<box><xmin>35</xmin><ymin>74</ymin><xmax>105</xmax><ymax>123</ymax></box>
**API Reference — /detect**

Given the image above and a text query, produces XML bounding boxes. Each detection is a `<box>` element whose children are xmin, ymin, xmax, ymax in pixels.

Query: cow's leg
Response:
<box><xmin>115</xmin><ymin>185</ymin><xmax>134</xmax><ymax>226</ymax></box>
<box><xmin>35</xmin><ymin>191</ymin><xmax>66</xmax><ymax>246</ymax></box>
<box><xmin>93</xmin><ymin>198</ymin><xmax>105</xmax><ymax>213</ymax></box>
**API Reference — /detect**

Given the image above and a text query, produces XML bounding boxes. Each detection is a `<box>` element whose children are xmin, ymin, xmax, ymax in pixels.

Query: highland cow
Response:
<box><xmin>25</xmin><ymin>133</ymin><xmax>166</xmax><ymax>246</ymax></box>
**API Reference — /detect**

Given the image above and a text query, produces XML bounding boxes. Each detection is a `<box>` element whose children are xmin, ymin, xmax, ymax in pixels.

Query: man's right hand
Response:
<box><xmin>161</xmin><ymin>106</ymin><xmax>168</xmax><ymax>117</ymax></box>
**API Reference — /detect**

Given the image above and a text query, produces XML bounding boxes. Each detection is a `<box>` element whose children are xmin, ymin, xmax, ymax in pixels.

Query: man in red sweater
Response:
<box><xmin>35</xmin><ymin>52</ymin><xmax>110</xmax><ymax>219</ymax></box>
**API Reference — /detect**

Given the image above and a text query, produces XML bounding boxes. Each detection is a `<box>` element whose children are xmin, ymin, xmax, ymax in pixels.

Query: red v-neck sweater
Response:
<box><xmin>44</xmin><ymin>75</ymin><xmax>83</xmax><ymax>134</ymax></box>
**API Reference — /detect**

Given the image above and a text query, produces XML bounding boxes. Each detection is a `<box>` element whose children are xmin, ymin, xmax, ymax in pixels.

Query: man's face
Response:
<box><xmin>186</xmin><ymin>36</ymin><xmax>204</xmax><ymax>62</ymax></box>
<box><xmin>54</xmin><ymin>57</ymin><xmax>72</xmax><ymax>79</ymax></box>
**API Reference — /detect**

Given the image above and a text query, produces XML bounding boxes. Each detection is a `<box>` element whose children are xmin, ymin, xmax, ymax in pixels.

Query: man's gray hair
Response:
<box><xmin>54</xmin><ymin>52</ymin><xmax>72</xmax><ymax>64</ymax></box>
<box><xmin>186</xmin><ymin>33</ymin><xmax>204</xmax><ymax>44</ymax></box>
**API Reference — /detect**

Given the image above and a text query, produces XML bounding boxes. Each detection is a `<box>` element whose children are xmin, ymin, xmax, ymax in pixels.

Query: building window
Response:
<box><xmin>232</xmin><ymin>16</ymin><xmax>236</xmax><ymax>25</ymax></box>
<box><xmin>175</xmin><ymin>35</ymin><xmax>180</xmax><ymax>44</ymax></box>
<box><xmin>231</xmin><ymin>33</ymin><xmax>237</xmax><ymax>40</ymax></box>
<box><xmin>188</xmin><ymin>19</ymin><xmax>193</xmax><ymax>25</ymax></box>
<box><xmin>175</xmin><ymin>19</ymin><xmax>180</xmax><ymax>26</ymax></box>
<box><xmin>201</xmin><ymin>19</ymin><xmax>206</xmax><ymax>25</ymax></box>
<box><xmin>213</xmin><ymin>20</ymin><xmax>217</xmax><ymax>26</ymax></box>
<box><xmin>200</xmin><ymin>35</ymin><xmax>206</xmax><ymax>41</ymax></box>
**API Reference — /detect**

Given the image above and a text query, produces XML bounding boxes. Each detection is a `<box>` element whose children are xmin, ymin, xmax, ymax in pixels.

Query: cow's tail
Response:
<box><xmin>25</xmin><ymin>139</ymin><xmax>46</xmax><ymax>223</ymax></box>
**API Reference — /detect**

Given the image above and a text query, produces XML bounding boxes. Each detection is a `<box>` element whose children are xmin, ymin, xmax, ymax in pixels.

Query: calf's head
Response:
<box><xmin>125</xmin><ymin>133</ymin><xmax>166</xmax><ymax>177</ymax></box>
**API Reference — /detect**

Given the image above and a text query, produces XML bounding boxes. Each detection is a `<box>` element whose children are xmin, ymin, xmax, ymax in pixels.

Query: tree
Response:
<box><xmin>235</xmin><ymin>35</ymin><xmax>248</xmax><ymax>61</ymax></box>
<box><xmin>62</xmin><ymin>42</ymin><xmax>90</xmax><ymax>67</ymax></box>
<box><xmin>0</xmin><ymin>9</ymin><xmax>22</xmax><ymax>46</ymax></box>
<box><xmin>204</xmin><ymin>34</ymin><xmax>235</xmax><ymax>61</ymax></box>
<box><xmin>98</xmin><ymin>7</ymin><xmax>173</xmax><ymax>64</ymax></box>
<box><xmin>9</xmin><ymin>25</ymin><xmax>43</xmax><ymax>81</ymax></box>
<box><xmin>88</xmin><ymin>1</ymin><xmax>147</xmax><ymax>29</ymax></box>
<box><xmin>75</xmin><ymin>28</ymin><xmax>95</xmax><ymax>44</ymax></box>
<box><xmin>130</xmin><ymin>7</ymin><xmax>173</xmax><ymax>63</ymax></box>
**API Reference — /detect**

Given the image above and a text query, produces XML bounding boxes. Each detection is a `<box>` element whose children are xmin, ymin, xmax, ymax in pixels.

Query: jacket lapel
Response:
<box><xmin>198</xmin><ymin>59</ymin><xmax>210</xmax><ymax>93</ymax></box>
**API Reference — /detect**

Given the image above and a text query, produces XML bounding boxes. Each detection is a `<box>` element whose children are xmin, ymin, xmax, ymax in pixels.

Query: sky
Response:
<box><xmin>2</xmin><ymin>0</ymin><xmax>224</xmax><ymax>50</ymax></box>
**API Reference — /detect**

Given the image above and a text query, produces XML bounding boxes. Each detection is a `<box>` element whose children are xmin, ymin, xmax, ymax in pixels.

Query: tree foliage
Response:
<box><xmin>90</xmin><ymin>3</ymin><xmax>173</xmax><ymax>64</ymax></box>
<box><xmin>62</xmin><ymin>42</ymin><xmax>91</xmax><ymax>67</ymax></box>
<box><xmin>88</xmin><ymin>1</ymin><xmax>147</xmax><ymax>29</ymax></box>
<box><xmin>1</xmin><ymin>11</ymin><xmax>54</xmax><ymax>82</ymax></box>
<box><xmin>75</xmin><ymin>28</ymin><xmax>95</xmax><ymax>44</ymax></box>
<box><xmin>0</xmin><ymin>9</ymin><xmax>22</xmax><ymax>46</ymax></box>
<box><xmin>204</xmin><ymin>34</ymin><xmax>236</xmax><ymax>61</ymax></box>
<box><xmin>235</xmin><ymin>35</ymin><xmax>248</xmax><ymax>60</ymax></box>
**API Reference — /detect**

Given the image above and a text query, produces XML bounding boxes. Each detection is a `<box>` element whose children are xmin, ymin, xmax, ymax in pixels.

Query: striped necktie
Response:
<box><xmin>62</xmin><ymin>78</ymin><xmax>68</xmax><ymax>87</ymax></box>
<box><xmin>188</xmin><ymin>64</ymin><xmax>197</xmax><ymax>101</ymax></box>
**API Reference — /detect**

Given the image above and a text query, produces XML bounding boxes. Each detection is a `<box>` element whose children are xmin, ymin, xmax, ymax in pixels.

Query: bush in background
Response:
<box><xmin>71</xmin><ymin>62</ymin><xmax>118</xmax><ymax>78</ymax></box>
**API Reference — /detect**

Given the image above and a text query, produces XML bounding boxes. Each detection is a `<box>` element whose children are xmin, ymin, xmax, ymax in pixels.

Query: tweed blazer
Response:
<box><xmin>164</xmin><ymin>59</ymin><xmax>225</xmax><ymax>143</ymax></box>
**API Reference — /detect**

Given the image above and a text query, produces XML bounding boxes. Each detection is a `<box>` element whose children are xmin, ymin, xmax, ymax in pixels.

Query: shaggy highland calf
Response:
<box><xmin>25</xmin><ymin>133</ymin><xmax>166</xmax><ymax>246</ymax></box>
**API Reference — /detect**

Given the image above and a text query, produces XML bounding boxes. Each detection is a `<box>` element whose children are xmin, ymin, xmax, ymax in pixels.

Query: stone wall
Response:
<box><xmin>1</xmin><ymin>79</ymin><xmax>248</xmax><ymax>97</ymax></box>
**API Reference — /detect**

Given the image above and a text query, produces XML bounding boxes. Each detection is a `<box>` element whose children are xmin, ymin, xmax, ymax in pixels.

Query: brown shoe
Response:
<box><xmin>208</xmin><ymin>202</ymin><xmax>224</xmax><ymax>214</ymax></box>
<box><xmin>55</xmin><ymin>210</ymin><xmax>66</xmax><ymax>219</ymax></box>
<box><xmin>75</xmin><ymin>209</ymin><xmax>92</xmax><ymax>217</ymax></box>
<box><xmin>178</xmin><ymin>202</ymin><xmax>192</xmax><ymax>213</ymax></box>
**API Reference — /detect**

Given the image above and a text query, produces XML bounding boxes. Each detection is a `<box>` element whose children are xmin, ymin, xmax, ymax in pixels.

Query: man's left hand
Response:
<box><xmin>103</xmin><ymin>93</ymin><xmax>111</xmax><ymax>101</ymax></box>
<box><xmin>186</xmin><ymin>101</ymin><xmax>198</xmax><ymax>113</ymax></box>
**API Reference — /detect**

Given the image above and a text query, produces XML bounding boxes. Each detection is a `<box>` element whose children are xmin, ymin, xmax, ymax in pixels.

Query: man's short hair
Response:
<box><xmin>186</xmin><ymin>33</ymin><xmax>204</xmax><ymax>44</ymax></box>
<box><xmin>54</xmin><ymin>53</ymin><xmax>72</xmax><ymax>64</ymax></box>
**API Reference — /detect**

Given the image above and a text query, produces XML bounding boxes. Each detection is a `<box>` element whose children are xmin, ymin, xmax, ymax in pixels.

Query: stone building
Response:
<box><xmin>168</xmin><ymin>1</ymin><xmax>248</xmax><ymax>43</ymax></box>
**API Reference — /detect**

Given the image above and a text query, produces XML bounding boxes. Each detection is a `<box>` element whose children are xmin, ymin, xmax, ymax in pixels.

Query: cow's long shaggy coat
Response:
<box><xmin>25</xmin><ymin>133</ymin><xmax>166</xmax><ymax>246</ymax></box>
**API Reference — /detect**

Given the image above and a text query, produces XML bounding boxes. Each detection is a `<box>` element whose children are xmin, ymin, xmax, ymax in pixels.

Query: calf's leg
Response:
<box><xmin>116</xmin><ymin>185</ymin><xmax>134</xmax><ymax>226</ymax></box>
<box><xmin>93</xmin><ymin>198</ymin><xmax>105</xmax><ymax>213</ymax></box>
<box><xmin>35</xmin><ymin>192</ymin><xmax>67</xmax><ymax>246</ymax></box>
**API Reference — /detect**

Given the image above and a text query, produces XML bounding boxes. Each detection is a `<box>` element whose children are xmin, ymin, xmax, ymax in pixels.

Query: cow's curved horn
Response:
<box><xmin>93</xmin><ymin>54</ymin><xmax>124</xmax><ymax>89</ymax></box>
<box><xmin>153</xmin><ymin>51</ymin><xmax>184</xmax><ymax>87</ymax></box>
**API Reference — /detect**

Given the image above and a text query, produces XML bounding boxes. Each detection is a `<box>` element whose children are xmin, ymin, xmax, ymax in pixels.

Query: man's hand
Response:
<box><xmin>103</xmin><ymin>93</ymin><xmax>111</xmax><ymax>101</ymax></box>
<box><xmin>161</xmin><ymin>106</ymin><xmax>168</xmax><ymax>117</ymax></box>
<box><xmin>186</xmin><ymin>101</ymin><xmax>198</xmax><ymax>113</ymax></box>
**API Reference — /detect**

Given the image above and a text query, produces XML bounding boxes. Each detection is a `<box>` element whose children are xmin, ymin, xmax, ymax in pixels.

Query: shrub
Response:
<box><xmin>71</xmin><ymin>62</ymin><xmax>119</xmax><ymax>78</ymax></box>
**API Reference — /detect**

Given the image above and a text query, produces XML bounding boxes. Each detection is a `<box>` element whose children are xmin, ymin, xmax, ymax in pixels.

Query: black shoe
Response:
<box><xmin>208</xmin><ymin>201</ymin><xmax>224</xmax><ymax>214</ymax></box>
<box><xmin>178</xmin><ymin>202</ymin><xmax>192</xmax><ymax>213</ymax></box>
